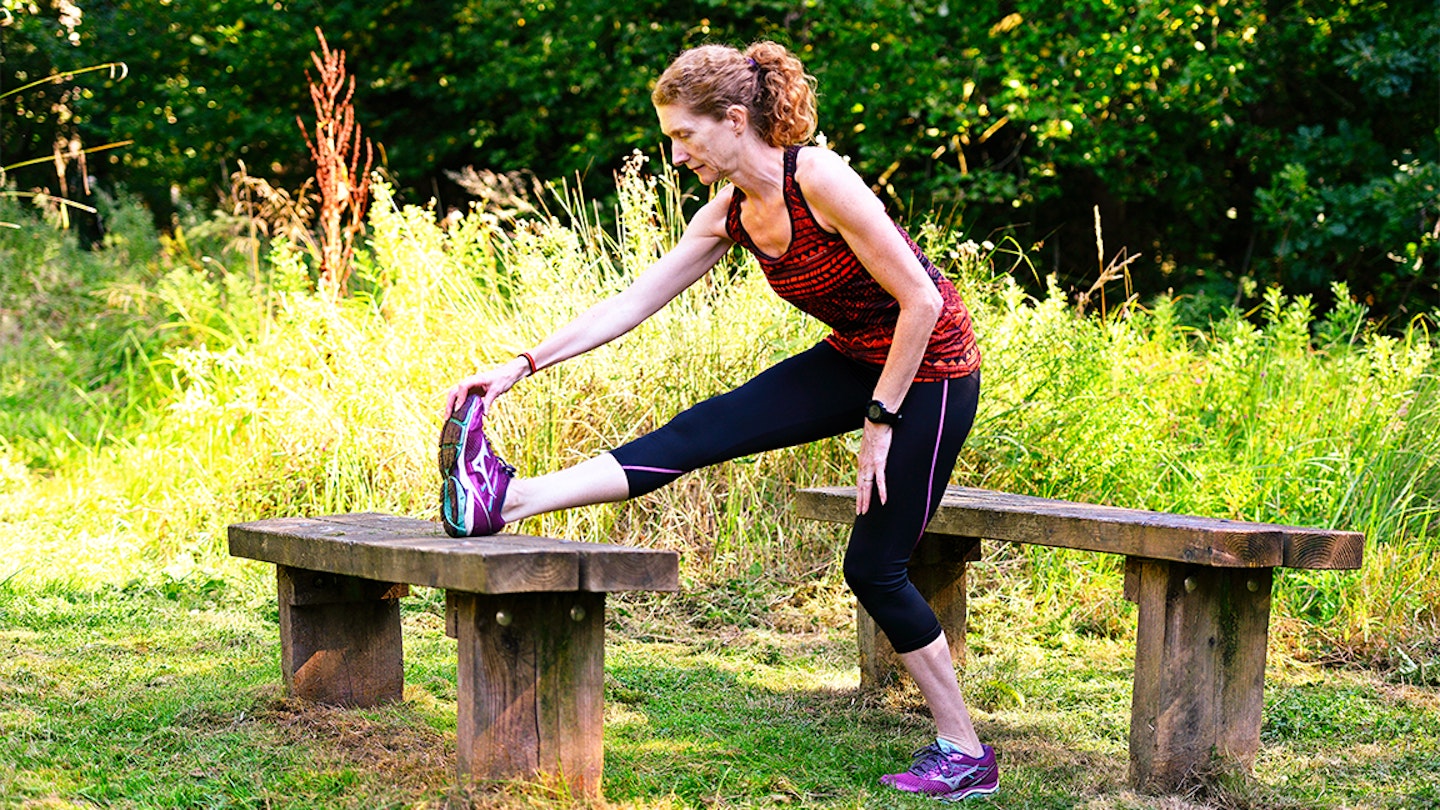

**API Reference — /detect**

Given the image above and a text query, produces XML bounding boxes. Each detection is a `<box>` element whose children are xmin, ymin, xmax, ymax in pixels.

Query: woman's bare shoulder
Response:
<box><xmin>795</xmin><ymin>145</ymin><xmax>860</xmax><ymax>181</ymax></box>
<box><xmin>686</xmin><ymin>183</ymin><xmax>738</xmax><ymax>238</ymax></box>
<box><xmin>794</xmin><ymin>146</ymin><xmax>885</xmax><ymax>228</ymax></box>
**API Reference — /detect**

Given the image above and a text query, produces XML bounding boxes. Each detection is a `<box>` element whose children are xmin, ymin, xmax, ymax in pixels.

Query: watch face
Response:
<box><xmin>867</xmin><ymin>403</ymin><xmax>883</xmax><ymax>421</ymax></box>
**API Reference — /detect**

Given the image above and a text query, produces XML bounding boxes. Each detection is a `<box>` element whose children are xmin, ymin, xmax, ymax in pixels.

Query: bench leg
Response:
<box><xmin>450</xmin><ymin>590</ymin><xmax>605</xmax><ymax>796</ymax></box>
<box><xmin>276</xmin><ymin>565</ymin><xmax>407</xmax><ymax>707</ymax></box>
<box><xmin>1126</xmin><ymin>558</ymin><xmax>1272</xmax><ymax>790</ymax></box>
<box><xmin>857</xmin><ymin>534</ymin><xmax>980</xmax><ymax>689</ymax></box>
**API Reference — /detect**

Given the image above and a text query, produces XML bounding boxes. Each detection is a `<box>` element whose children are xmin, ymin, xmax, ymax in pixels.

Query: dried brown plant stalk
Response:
<box><xmin>297</xmin><ymin>28</ymin><xmax>373</xmax><ymax>297</ymax></box>
<box><xmin>1077</xmin><ymin>205</ymin><xmax>1141</xmax><ymax>318</ymax></box>
<box><xmin>225</xmin><ymin>160</ymin><xmax>318</xmax><ymax>284</ymax></box>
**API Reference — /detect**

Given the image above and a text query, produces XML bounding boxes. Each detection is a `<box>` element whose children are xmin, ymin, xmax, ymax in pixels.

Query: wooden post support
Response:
<box><xmin>858</xmin><ymin>534</ymin><xmax>981</xmax><ymax>689</ymax></box>
<box><xmin>1126</xmin><ymin>558</ymin><xmax>1272</xmax><ymax>790</ymax></box>
<box><xmin>451</xmin><ymin>590</ymin><xmax>606</xmax><ymax>796</ymax></box>
<box><xmin>276</xmin><ymin>565</ymin><xmax>408</xmax><ymax>707</ymax></box>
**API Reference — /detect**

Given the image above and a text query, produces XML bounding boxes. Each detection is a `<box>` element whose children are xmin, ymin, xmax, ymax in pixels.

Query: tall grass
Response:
<box><xmin>954</xmin><ymin>266</ymin><xmax>1440</xmax><ymax>654</ymax></box>
<box><xmin>2</xmin><ymin>160</ymin><xmax>1437</xmax><ymax>662</ymax></box>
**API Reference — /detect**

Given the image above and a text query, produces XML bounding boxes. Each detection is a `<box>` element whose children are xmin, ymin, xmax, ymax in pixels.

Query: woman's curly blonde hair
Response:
<box><xmin>652</xmin><ymin>41</ymin><xmax>818</xmax><ymax>147</ymax></box>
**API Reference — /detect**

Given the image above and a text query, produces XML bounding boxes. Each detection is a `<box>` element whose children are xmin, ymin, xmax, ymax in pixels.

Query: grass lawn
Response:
<box><xmin>2</xmin><ymin>580</ymin><xmax>1436</xmax><ymax>810</ymax></box>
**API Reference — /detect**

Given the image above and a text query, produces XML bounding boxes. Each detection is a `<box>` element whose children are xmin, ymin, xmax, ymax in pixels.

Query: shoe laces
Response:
<box><xmin>905</xmin><ymin>742</ymin><xmax>950</xmax><ymax>776</ymax></box>
<box><xmin>469</xmin><ymin>434</ymin><xmax>513</xmax><ymax>474</ymax></box>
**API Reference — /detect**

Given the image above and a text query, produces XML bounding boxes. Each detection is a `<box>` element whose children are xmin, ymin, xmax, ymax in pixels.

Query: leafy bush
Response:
<box><xmin>4</xmin><ymin>0</ymin><xmax>1435</xmax><ymax>319</ymax></box>
<box><xmin>1256</xmin><ymin>124</ymin><xmax>1440</xmax><ymax>322</ymax></box>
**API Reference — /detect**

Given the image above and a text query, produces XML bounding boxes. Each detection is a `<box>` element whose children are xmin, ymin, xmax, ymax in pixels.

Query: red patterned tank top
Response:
<box><xmin>726</xmin><ymin>145</ymin><xmax>981</xmax><ymax>381</ymax></box>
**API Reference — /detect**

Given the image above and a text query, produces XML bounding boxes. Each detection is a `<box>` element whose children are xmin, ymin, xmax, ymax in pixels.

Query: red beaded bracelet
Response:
<box><xmin>519</xmin><ymin>351</ymin><xmax>539</xmax><ymax>375</ymax></box>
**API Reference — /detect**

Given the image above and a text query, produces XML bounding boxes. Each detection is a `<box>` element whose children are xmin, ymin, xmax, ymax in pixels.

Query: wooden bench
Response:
<box><xmin>795</xmin><ymin>485</ymin><xmax>1364</xmax><ymax>791</ymax></box>
<box><xmin>228</xmin><ymin>512</ymin><xmax>678</xmax><ymax>796</ymax></box>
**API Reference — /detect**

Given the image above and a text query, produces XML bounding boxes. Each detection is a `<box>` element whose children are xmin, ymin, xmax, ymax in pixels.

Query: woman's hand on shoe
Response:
<box><xmin>444</xmin><ymin>357</ymin><xmax>530</xmax><ymax>416</ymax></box>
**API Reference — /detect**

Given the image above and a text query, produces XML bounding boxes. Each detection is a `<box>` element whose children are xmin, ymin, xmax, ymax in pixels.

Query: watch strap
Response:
<box><xmin>866</xmin><ymin>399</ymin><xmax>902</xmax><ymax>425</ymax></box>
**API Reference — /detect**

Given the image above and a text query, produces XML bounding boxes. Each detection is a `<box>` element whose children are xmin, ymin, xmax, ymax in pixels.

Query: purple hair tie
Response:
<box><xmin>747</xmin><ymin>57</ymin><xmax>757</xmax><ymax>68</ymax></box>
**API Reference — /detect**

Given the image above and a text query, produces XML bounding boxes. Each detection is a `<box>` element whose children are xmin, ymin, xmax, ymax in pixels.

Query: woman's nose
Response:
<box><xmin>670</xmin><ymin>141</ymin><xmax>689</xmax><ymax>165</ymax></box>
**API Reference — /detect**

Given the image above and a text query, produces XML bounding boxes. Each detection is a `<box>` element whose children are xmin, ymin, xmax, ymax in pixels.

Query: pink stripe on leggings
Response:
<box><xmin>622</xmin><ymin>465</ymin><xmax>684</xmax><ymax>475</ymax></box>
<box><xmin>917</xmin><ymin>379</ymin><xmax>951</xmax><ymax>548</ymax></box>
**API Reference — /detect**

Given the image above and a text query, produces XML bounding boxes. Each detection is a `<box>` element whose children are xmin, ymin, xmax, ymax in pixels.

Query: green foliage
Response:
<box><xmin>0</xmin><ymin>190</ymin><xmax>154</xmax><ymax>468</ymax></box>
<box><xmin>3</xmin><ymin>139</ymin><xmax>1440</xmax><ymax>806</ymax></box>
<box><xmin>4</xmin><ymin>0</ymin><xmax>1434</xmax><ymax>319</ymax></box>
<box><xmin>1256</xmin><ymin>125</ymin><xmax>1440</xmax><ymax>321</ymax></box>
<box><xmin>0</xmin><ymin>0</ymin><xmax>85</xmax><ymax>178</ymax></box>
<box><xmin>962</xmin><ymin>267</ymin><xmax>1440</xmax><ymax>646</ymax></box>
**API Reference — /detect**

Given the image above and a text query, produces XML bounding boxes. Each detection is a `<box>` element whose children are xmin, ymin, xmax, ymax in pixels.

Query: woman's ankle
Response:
<box><xmin>936</xmin><ymin>734</ymin><xmax>985</xmax><ymax>759</ymax></box>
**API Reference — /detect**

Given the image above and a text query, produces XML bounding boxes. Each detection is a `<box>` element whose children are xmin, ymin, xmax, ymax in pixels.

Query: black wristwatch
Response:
<box><xmin>865</xmin><ymin>399</ymin><xmax>902</xmax><ymax>426</ymax></box>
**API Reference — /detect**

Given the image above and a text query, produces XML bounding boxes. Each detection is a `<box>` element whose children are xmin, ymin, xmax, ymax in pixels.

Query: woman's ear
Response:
<box><xmin>726</xmin><ymin>105</ymin><xmax>749</xmax><ymax>135</ymax></box>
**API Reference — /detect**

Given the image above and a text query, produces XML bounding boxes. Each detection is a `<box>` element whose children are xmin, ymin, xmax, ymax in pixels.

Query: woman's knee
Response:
<box><xmin>842</xmin><ymin>552</ymin><xmax>907</xmax><ymax>604</ymax></box>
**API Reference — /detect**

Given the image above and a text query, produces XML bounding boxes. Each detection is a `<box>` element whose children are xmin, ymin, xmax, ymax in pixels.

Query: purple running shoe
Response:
<box><xmin>439</xmin><ymin>394</ymin><xmax>515</xmax><ymax>537</ymax></box>
<box><xmin>880</xmin><ymin>742</ymin><xmax>999</xmax><ymax>802</ymax></box>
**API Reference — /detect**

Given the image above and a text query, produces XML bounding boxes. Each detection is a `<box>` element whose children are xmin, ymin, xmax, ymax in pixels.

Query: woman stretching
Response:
<box><xmin>439</xmin><ymin>41</ymin><xmax>996</xmax><ymax>802</ymax></box>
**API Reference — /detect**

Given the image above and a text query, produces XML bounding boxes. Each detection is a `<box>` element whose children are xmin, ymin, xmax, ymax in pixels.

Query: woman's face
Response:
<box><xmin>655</xmin><ymin>104</ymin><xmax>742</xmax><ymax>185</ymax></box>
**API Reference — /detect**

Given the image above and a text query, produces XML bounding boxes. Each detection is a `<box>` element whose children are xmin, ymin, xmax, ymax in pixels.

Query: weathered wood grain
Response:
<box><xmin>577</xmin><ymin>542</ymin><xmax>680</xmax><ymax>593</ymax></box>
<box><xmin>234</xmin><ymin>512</ymin><xmax>678</xmax><ymax>798</ymax></box>
<box><xmin>277</xmin><ymin>566</ymin><xmax>404</xmax><ymax>707</ymax></box>
<box><xmin>796</xmin><ymin>486</ymin><xmax>1364</xmax><ymax>570</ymax></box>
<box><xmin>1128</xmin><ymin>560</ymin><xmax>1271</xmax><ymax>790</ymax></box>
<box><xmin>229</xmin><ymin>513</ymin><xmax>678</xmax><ymax>593</ymax></box>
<box><xmin>452</xmin><ymin>590</ymin><xmax>606</xmax><ymax>795</ymax></box>
<box><xmin>278</xmin><ymin>568</ymin><xmax>408</xmax><ymax>606</ymax></box>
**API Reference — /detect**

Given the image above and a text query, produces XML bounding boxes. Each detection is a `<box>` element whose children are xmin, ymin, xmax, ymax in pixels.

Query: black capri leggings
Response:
<box><xmin>610</xmin><ymin>341</ymin><xmax>980</xmax><ymax>654</ymax></box>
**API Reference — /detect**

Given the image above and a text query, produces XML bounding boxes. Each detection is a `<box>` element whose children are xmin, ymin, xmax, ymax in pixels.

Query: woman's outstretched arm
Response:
<box><xmin>444</xmin><ymin>187</ymin><xmax>736</xmax><ymax>414</ymax></box>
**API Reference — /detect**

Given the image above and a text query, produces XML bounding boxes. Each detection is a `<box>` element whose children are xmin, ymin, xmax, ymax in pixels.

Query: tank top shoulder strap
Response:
<box><xmin>724</xmin><ymin>183</ymin><xmax>754</xmax><ymax>249</ymax></box>
<box><xmin>782</xmin><ymin>145</ymin><xmax>841</xmax><ymax>248</ymax></box>
<box><xmin>781</xmin><ymin>143</ymin><xmax>803</xmax><ymax>211</ymax></box>
<box><xmin>726</xmin><ymin>144</ymin><xmax>835</xmax><ymax>255</ymax></box>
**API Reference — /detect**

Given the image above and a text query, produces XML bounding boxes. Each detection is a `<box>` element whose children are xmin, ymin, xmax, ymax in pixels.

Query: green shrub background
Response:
<box><xmin>4</xmin><ymin>0</ymin><xmax>1437</xmax><ymax>318</ymax></box>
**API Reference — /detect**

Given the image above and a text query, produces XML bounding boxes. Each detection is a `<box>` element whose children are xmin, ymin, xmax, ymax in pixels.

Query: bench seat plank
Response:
<box><xmin>796</xmin><ymin>486</ymin><xmax>1364</xmax><ymax>570</ymax></box>
<box><xmin>229</xmin><ymin>513</ymin><xmax>680</xmax><ymax>594</ymax></box>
